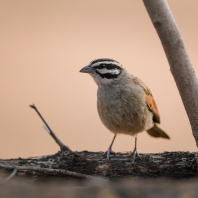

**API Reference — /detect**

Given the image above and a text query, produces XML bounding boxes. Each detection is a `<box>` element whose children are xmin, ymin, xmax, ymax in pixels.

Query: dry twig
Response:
<box><xmin>4</xmin><ymin>168</ymin><xmax>17</xmax><ymax>181</ymax></box>
<box><xmin>30</xmin><ymin>104</ymin><xmax>72</xmax><ymax>152</ymax></box>
<box><xmin>0</xmin><ymin>162</ymin><xmax>93</xmax><ymax>179</ymax></box>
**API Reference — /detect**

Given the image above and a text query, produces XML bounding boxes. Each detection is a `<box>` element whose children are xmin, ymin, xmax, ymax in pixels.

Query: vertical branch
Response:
<box><xmin>143</xmin><ymin>0</ymin><xmax>198</xmax><ymax>147</ymax></box>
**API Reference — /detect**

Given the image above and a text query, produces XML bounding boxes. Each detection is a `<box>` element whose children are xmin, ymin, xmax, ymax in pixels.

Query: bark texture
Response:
<box><xmin>0</xmin><ymin>151</ymin><xmax>197</xmax><ymax>181</ymax></box>
<box><xmin>143</xmin><ymin>0</ymin><xmax>198</xmax><ymax>146</ymax></box>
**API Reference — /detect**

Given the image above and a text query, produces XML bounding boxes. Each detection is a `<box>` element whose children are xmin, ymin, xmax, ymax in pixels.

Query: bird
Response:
<box><xmin>80</xmin><ymin>58</ymin><xmax>170</xmax><ymax>164</ymax></box>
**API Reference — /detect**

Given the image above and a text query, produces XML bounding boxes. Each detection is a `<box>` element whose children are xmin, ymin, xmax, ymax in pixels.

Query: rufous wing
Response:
<box><xmin>133</xmin><ymin>77</ymin><xmax>160</xmax><ymax>123</ymax></box>
<box><xmin>133</xmin><ymin>77</ymin><xmax>170</xmax><ymax>139</ymax></box>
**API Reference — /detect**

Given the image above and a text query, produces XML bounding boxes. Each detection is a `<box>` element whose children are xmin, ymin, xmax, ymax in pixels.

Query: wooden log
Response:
<box><xmin>0</xmin><ymin>151</ymin><xmax>197</xmax><ymax>181</ymax></box>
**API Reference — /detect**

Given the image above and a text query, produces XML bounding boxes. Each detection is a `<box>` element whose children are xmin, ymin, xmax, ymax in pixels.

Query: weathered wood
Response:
<box><xmin>0</xmin><ymin>151</ymin><xmax>197</xmax><ymax>181</ymax></box>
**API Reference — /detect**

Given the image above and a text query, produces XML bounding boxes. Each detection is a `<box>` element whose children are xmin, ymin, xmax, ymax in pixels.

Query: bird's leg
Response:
<box><xmin>103</xmin><ymin>134</ymin><xmax>117</xmax><ymax>160</ymax></box>
<box><xmin>130</xmin><ymin>135</ymin><xmax>141</xmax><ymax>164</ymax></box>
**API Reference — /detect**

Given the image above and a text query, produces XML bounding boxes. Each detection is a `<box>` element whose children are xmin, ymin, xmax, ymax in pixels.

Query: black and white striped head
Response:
<box><xmin>80</xmin><ymin>58</ymin><xmax>123</xmax><ymax>85</ymax></box>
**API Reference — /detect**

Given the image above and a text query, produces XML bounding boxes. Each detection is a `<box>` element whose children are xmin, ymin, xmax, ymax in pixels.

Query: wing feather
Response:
<box><xmin>133</xmin><ymin>77</ymin><xmax>160</xmax><ymax>123</ymax></box>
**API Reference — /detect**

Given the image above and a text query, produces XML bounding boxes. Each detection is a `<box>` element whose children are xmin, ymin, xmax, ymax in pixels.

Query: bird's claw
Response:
<box><xmin>130</xmin><ymin>148</ymin><xmax>141</xmax><ymax>165</ymax></box>
<box><xmin>103</xmin><ymin>148</ymin><xmax>116</xmax><ymax>161</ymax></box>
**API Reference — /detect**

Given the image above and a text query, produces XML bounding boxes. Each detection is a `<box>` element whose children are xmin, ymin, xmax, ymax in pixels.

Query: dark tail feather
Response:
<box><xmin>147</xmin><ymin>124</ymin><xmax>170</xmax><ymax>139</ymax></box>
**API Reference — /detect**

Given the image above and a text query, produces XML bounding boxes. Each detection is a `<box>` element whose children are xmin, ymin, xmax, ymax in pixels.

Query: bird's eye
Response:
<box><xmin>99</xmin><ymin>64</ymin><xmax>105</xmax><ymax>69</ymax></box>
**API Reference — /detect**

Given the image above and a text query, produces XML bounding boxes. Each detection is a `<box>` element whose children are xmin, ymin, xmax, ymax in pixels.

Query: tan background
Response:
<box><xmin>1</xmin><ymin>0</ymin><xmax>198</xmax><ymax>159</ymax></box>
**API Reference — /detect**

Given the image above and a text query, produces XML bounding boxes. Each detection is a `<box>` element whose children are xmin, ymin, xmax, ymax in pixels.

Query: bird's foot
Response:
<box><xmin>130</xmin><ymin>148</ymin><xmax>141</xmax><ymax>165</ymax></box>
<box><xmin>103</xmin><ymin>147</ymin><xmax>116</xmax><ymax>161</ymax></box>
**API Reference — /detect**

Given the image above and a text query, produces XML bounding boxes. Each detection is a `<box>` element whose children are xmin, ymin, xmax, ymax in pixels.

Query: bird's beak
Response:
<box><xmin>79</xmin><ymin>65</ymin><xmax>93</xmax><ymax>73</ymax></box>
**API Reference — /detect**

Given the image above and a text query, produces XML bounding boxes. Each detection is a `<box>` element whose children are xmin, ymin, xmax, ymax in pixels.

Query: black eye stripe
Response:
<box><xmin>96</xmin><ymin>64</ymin><xmax>104</xmax><ymax>69</ymax></box>
<box><xmin>93</xmin><ymin>64</ymin><xmax>122</xmax><ymax>71</ymax></box>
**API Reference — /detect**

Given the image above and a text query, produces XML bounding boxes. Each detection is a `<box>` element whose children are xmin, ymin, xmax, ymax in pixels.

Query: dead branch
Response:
<box><xmin>4</xmin><ymin>168</ymin><xmax>17</xmax><ymax>181</ymax></box>
<box><xmin>30</xmin><ymin>104</ymin><xmax>72</xmax><ymax>152</ymax></box>
<box><xmin>0</xmin><ymin>161</ymin><xmax>93</xmax><ymax>179</ymax></box>
<box><xmin>143</xmin><ymin>0</ymin><xmax>198</xmax><ymax>147</ymax></box>
<box><xmin>0</xmin><ymin>151</ymin><xmax>197</xmax><ymax>181</ymax></box>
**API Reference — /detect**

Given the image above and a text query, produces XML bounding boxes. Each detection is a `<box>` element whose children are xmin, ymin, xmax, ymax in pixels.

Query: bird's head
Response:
<box><xmin>80</xmin><ymin>58</ymin><xmax>124</xmax><ymax>85</ymax></box>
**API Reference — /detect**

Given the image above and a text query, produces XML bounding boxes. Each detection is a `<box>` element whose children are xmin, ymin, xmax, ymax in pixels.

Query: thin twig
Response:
<box><xmin>4</xmin><ymin>168</ymin><xmax>17</xmax><ymax>181</ymax></box>
<box><xmin>30</xmin><ymin>104</ymin><xmax>72</xmax><ymax>152</ymax></box>
<box><xmin>0</xmin><ymin>163</ymin><xmax>93</xmax><ymax>179</ymax></box>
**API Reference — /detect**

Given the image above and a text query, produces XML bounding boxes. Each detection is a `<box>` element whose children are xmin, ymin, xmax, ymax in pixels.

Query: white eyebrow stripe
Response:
<box><xmin>97</xmin><ymin>68</ymin><xmax>120</xmax><ymax>75</ymax></box>
<box><xmin>91</xmin><ymin>61</ymin><xmax>122</xmax><ymax>68</ymax></box>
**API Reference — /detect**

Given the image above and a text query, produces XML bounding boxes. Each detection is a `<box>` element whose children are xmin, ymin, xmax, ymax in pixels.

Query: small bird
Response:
<box><xmin>80</xmin><ymin>58</ymin><xmax>170</xmax><ymax>164</ymax></box>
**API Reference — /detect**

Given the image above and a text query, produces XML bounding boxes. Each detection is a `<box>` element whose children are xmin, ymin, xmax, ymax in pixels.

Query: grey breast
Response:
<box><xmin>97</xmin><ymin>80</ymin><xmax>152</xmax><ymax>135</ymax></box>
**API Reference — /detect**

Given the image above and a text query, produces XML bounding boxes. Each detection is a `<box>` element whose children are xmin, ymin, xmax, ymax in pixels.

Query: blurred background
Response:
<box><xmin>1</xmin><ymin>0</ymin><xmax>198</xmax><ymax>159</ymax></box>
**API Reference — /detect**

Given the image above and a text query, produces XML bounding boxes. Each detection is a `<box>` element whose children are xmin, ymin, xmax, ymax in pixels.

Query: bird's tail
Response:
<box><xmin>146</xmin><ymin>124</ymin><xmax>170</xmax><ymax>139</ymax></box>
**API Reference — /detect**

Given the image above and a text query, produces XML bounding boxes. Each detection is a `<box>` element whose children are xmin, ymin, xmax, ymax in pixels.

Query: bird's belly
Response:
<box><xmin>97</xmin><ymin>98</ymin><xmax>154</xmax><ymax>136</ymax></box>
